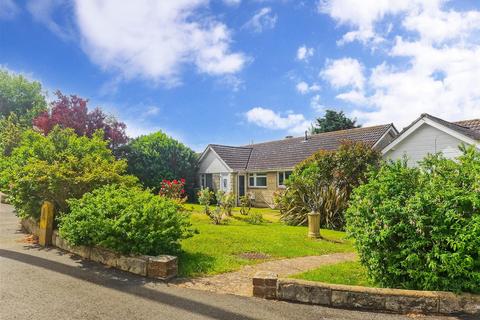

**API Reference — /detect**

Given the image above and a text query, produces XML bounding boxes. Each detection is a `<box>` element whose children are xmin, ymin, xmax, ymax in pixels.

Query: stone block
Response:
<box><xmin>146</xmin><ymin>255</ymin><xmax>177</xmax><ymax>279</ymax></box>
<box><xmin>332</xmin><ymin>290</ymin><xmax>385</xmax><ymax>310</ymax></box>
<box><xmin>51</xmin><ymin>230</ymin><xmax>58</xmax><ymax>247</ymax></box>
<box><xmin>438</xmin><ymin>293</ymin><xmax>480</xmax><ymax>315</ymax></box>
<box><xmin>64</xmin><ymin>243</ymin><xmax>91</xmax><ymax>260</ymax></box>
<box><xmin>116</xmin><ymin>256</ymin><xmax>147</xmax><ymax>276</ymax></box>
<box><xmin>385</xmin><ymin>295</ymin><xmax>438</xmax><ymax>313</ymax></box>
<box><xmin>90</xmin><ymin>247</ymin><xmax>118</xmax><ymax>267</ymax></box>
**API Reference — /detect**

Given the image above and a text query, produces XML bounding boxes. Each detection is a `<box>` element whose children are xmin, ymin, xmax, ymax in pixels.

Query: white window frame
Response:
<box><xmin>277</xmin><ymin>171</ymin><xmax>292</xmax><ymax>188</ymax></box>
<box><xmin>220</xmin><ymin>173</ymin><xmax>231</xmax><ymax>192</ymax></box>
<box><xmin>249</xmin><ymin>173</ymin><xmax>267</xmax><ymax>188</ymax></box>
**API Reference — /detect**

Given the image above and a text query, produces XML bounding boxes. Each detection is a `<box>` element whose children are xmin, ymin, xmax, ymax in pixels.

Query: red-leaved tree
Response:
<box><xmin>33</xmin><ymin>91</ymin><xmax>128</xmax><ymax>149</ymax></box>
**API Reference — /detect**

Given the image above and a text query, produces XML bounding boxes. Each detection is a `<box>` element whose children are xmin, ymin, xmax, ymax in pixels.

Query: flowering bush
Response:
<box><xmin>159</xmin><ymin>179</ymin><xmax>187</xmax><ymax>203</ymax></box>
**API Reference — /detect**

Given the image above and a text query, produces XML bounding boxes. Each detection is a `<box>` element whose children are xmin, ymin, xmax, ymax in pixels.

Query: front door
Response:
<box><xmin>238</xmin><ymin>175</ymin><xmax>245</xmax><ymax>197</ymax></box>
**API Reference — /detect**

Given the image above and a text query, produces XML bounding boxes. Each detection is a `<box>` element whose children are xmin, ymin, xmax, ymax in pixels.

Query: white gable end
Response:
<box><xmin>198</xmin><ymin>149</ymin><xmax>230</xmax><ymax>173</ymax></box>
<box><xmin>384</xmin><ymin>123</ymin><xmax>468</xmax><ymax>166</ymax></box>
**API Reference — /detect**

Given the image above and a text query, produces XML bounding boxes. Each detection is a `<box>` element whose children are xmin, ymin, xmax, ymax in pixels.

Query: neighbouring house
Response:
<box><xmin>197</xmin><ymin>124</ymin><xmax>398</xmax><ymax>207</ymax></box>
<box><xmin>382</xmin><ymin>113</ymin><xmax>480</xmax><ymax>166</ymax></box>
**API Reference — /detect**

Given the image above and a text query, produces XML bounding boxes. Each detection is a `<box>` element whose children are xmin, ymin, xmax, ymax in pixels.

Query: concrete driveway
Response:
<box><xmin>0</xmin><ymin>203</ymin><xmax>464</xmax><ymax>320</ymax></box>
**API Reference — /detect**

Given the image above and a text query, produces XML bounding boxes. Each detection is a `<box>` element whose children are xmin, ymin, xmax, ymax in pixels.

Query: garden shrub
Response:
<box><xmin>0</xmin><ymin>127</ymin><xmax>137</xmax><ymax>219</ymax></box>
<box><xmin>239</xmin><ymin>195</ymin><xmax>251</xmax><ymax>215</ymax></box>
<box><xmin>59</xmin><ymin>184</ymin><xmax>194</xmax><ymax>255</ymax></box>
<box><xmin>347</xmin><ymin>146</ymin><xmax>480</xmax><ymax>293</ymax></box>
<box><xmin>277</xmin><ymin>141</ymin><xmax>380</xmax><ymax>229</ymax></box>
<box><xmin>120</xmin><ymin>131</ymin><xmax>198</xmax><ymax>196</ymax></box>
<box><xmin>245</xmin><ymin>211</ymin><xmax>263</xmax><ymax>225</ymax></box>
<box><xmin>197</xmin><ymin>187</ymin><xmax>214</xmax><ymax>214</ymax></box>
<box><xmin>216</xmin><ymin>191</ymin><xmax>235</xmax><ymax>216</ymax></box>
<box><xmin>159</xmin><ymin>178</ymin><xmax>187</xmax><ymax>203</ymax></box>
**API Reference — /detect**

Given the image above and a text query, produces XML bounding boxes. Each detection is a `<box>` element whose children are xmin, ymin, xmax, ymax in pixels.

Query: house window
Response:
<box><xmin>200</xmin><ymin>174</ymin><xmax>213</xmax><ymax>189</ymax></box>
<box><xmin>249</xmin><ymin>173</ymin><xmax>267</xmax><ymax>187</ymax></box>
<box><xmin>278</xmin><ymin>171</ymin><xmax>292</xmax><ymax>187</ymax></box>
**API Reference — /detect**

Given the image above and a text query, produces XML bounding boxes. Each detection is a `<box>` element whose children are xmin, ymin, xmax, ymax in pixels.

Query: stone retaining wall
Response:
<box><xmin>253</xmin><ymin>272</ymin><xmax>480</xmax><ymax>316</ymax></box>
<box><xmin>21</xmin><ymin>218</ymin><xmax>177</xmax><ymax>280</ymax></box>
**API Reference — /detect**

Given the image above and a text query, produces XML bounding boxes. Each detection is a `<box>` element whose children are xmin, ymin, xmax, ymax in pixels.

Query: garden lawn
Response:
<box><xmin>291</xmin><ymin>261</ymin><xmax>374</xmax><ymax>287</ymax></box>
<box><xmin>179</xmin><ymin>204</ymin><xmax>354</xmax><ymax>277</ymax></box>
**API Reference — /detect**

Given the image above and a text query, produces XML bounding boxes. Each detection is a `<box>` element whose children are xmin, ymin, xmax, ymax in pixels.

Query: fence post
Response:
<box><xmin>307</xmin><ymin>211</ymin><xmax>320</xmax><ymax>238</ymax></box>
<box><xmin>39</xmin><ymin>201</ymin><xmax>54</xmax><ymax>246</ymax></box>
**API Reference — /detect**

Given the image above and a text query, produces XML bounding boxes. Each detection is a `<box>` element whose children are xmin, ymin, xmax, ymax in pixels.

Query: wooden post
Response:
<box><xmin>307</xmin><ymin>211</ymin><xmax>320</xmax><ymax>238</ymax></box>
<box><xmin>39</xmin><ymin>201</ymin><xmax>54</xmax><ymax>246</ymax></box>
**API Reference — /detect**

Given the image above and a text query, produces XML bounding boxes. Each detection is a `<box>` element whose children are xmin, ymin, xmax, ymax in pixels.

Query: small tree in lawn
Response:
<box><xmin>310</xmin><ymin>110</ymin><xmax>360</xmax><ymax>134</ymax></box>
<box><xmin>197</xmin><ymin>187</ymin><xmax>214</xmax><ymax>215</ymax></box>
<box><xmin>33</xmin><ymin>91</ymin><xmax>128</xmax><ymax>150</ymax></box>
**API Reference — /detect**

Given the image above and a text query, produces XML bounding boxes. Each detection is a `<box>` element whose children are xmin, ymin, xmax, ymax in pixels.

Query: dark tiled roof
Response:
<box><xmin>205</xmin><ymin>124</ymin><xmax>394</xmax><ymax>171</ymax></box>
<box><xmin>404</xmin><ymin>114</ymin><xmax>480</xmax><ymax>141</ymax></box>
<box><xmin>453</xmin><ymin>119</ymin><xmax>480</xmax><ymax>135</ymax></box>
<box><xmin>209</xmin><ymin>144</ymin><xmax>252</xmax><ymax>170</ymax></box>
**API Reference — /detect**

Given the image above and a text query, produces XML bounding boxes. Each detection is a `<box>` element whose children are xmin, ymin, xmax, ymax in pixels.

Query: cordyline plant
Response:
<box><xmin>159</xmin><ymin>179</ymin><xmax>187</xmax><ymax>204</ymax></box>
<box><xmin>276</xmin><ymin>141</ymin><xmax>381</xmax><ymax>230</ymax></box>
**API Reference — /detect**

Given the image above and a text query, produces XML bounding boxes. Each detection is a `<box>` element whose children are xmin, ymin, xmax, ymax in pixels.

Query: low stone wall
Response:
<box><xmin>21</xmin><ymin>219</ymin><xmax>177</xmax><ymax>280</ymax></box>
<box><xmin>253</xmin><ymin>272</ymin><xmax>480</xmax><ymax>316</ymax></box>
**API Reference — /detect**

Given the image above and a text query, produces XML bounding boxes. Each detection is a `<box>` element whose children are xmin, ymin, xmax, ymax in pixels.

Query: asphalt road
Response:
<box><xmin>0</xmin><ymin>203</ymin><xmax>463</xmax><ymax>320</ymax></box>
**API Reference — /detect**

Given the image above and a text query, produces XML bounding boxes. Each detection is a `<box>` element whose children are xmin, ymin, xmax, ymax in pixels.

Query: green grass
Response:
<box><xmin>179</xmin><ymin>204</ymin><xmax>354</xmax><ymax>277</ymax></box>
<box><xmin>290</xmin><ymin>261</ymin><xmax>374</xmax><ymax>287</ymax></box>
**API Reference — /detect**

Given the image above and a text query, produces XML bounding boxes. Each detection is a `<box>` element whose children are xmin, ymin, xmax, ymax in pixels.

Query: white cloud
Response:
<box><xmin>243</xmin><ymin>7</ymin><xmax>277</xmax><ymax>33</ymax></box>
<box><xmin>319</xmin><ymin>0</ymin><xmax>480</xmax><ymax>128</ymax></box>
<box><xmin>27</xmin><ymin>0</ymin><xmax>74</xmax><ymax>41</ymax></box>
<box><xmin>310</xmin><ymin>94</ymin><xmax>324</xmax><ymax>113</ymax></box>
<box><xmin>74</xmin><ymin>0</ymin><xmax>246</xmax><ymax>86</ymax></box>
<box><xmin>296</xmin><ymin>45</ymin><xmax>314</xmax><ymax>61</ymax></box>
<box><xmin>223</xmin><ymin>0</ymin><xmax>241</xmax><ymax>6</ymax></box>
<box><xmin>335</xmin><ymin>90</ymin><xmax>367</xmax><ymax>104</ymax></box>
<box><xmin>245</xmin><ymin>107</ymin><xmax>310</xmax><ymax>134</ymax></box>
<box><xmin>143</xmin><ymin>106</ymin><xmax>160</xmax><ymax>116</ymax></box>
<box><xmin>296</xmin><ymin>81</ymin><xmax>320</xmax><ymax>94</ymax></box>
<box><xmin>321</xmin><ymin>58</ymin><xmax>365</xmax><ymax>89</ymax></box>
<box><xmin>0</xmin><ymin>0</ymin><xmax>19</xmax><ymax>20</ymax></box>
<box><xmin>317</xmin><ymin>0</ymin><xmax>440</xmax><ymax>44</ymax></box>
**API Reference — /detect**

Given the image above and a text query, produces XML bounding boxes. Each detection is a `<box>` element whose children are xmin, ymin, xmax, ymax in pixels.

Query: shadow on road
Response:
<box><xmin>0</xmin><ymin>248</ymin><xmax>256</xmax><ymax>320</ymax></box>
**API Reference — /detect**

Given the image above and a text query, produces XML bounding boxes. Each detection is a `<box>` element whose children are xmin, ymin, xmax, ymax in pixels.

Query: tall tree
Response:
<box><xmin>120</xmin><ymin>131</ymin><xmax>198</xmax><ymax>196</ymax></box>
<box><xmin>0</xmin><ymin>69</ymin><xmax>47</xmax><ymax>125</ymax></box>
<box><xmin>310</xmin><ymin>110</ymin><xmax>360</xmax><ymax>134</ymax></box>
<box><xmin>33</xmin><ymin>91</ymin><xmax>128</xmax><ymax>150</ymax></box>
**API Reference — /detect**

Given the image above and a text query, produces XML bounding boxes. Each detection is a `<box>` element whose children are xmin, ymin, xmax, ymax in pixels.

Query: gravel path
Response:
<box><xmin>173</xmin><ymin>252</ymin><xmax>357</xmax><ymax>296</ymax></box>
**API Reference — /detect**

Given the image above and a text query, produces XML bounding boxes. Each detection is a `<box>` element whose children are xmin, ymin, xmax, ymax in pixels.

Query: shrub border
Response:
<box><xmin>21</xmin><ymin>218</ymin><xmax>177</xmax><ymax>280</ymax></box>
<box><xmin>253</xmin><ymin>272</ymin><xmax>480</xmax><ymax>316</ymax></box>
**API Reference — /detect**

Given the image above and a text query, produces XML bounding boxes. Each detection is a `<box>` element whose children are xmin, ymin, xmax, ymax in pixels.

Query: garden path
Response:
<box><xmin>171</xmin><ymin>252</ymin><xmax>357</xmax><ymax>296</ymax></box>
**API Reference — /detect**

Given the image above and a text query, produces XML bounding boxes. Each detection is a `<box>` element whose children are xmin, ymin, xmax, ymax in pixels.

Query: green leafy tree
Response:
<box><xmin>0</xmin><ymin>69</ymin><xmax>47</xmax><ymax>125</ymax></box>
<box><xmin>277</xmin><ymin>141</ymin><xmax>381</xmax><ymax>229</ymax></box>
<box><xmin>59</xmin><ymin>184</ymin><xmax>194</xmax><ymax>255</ymax></box>
<box><xmin>310</xmin><ymin>110</ymin><xmax>360</xmax><ymax>134</ymax></box>
<box><xmin>0</xmin><ymin>127</ymin><xmax>137</xmax><ymax>218</ymax></box>
<box><xmin>347</xmin><ymin>146</ymin><xmax>480</xmax><ymax>293</ymax></box>
<box><xmin>0</xmin><ymin>113</ymin><xmax>23</xmax><ymax>156</ymax></box>
<box><xmin>121</xmin><ymin>131</ymin><xmax>198</xmax><ymax>195</ymax></box>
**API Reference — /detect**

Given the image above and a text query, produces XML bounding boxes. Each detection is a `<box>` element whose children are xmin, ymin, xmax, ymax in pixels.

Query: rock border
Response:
<box><xmin>21</xmin><ymin>218</ymin><xmax>177</xmax><ymax>280</ymax></box>
<box><xmin>253</xmin><ymin>272</ymin><xmax>480</xmax><ymax>316</ymax></box>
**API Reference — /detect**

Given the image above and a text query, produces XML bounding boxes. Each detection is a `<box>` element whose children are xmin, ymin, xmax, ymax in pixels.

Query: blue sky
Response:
<box><xmin>1</xmin><ymin>0</ymin><xmax>479</xmax><ymax>151</ymax></box>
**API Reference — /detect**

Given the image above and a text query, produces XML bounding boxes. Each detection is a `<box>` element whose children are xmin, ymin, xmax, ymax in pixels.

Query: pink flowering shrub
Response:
<box><xmin>159</xmin><ymin>179</ymin><xmax>187</xmax><ymax>203</ymax></box>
